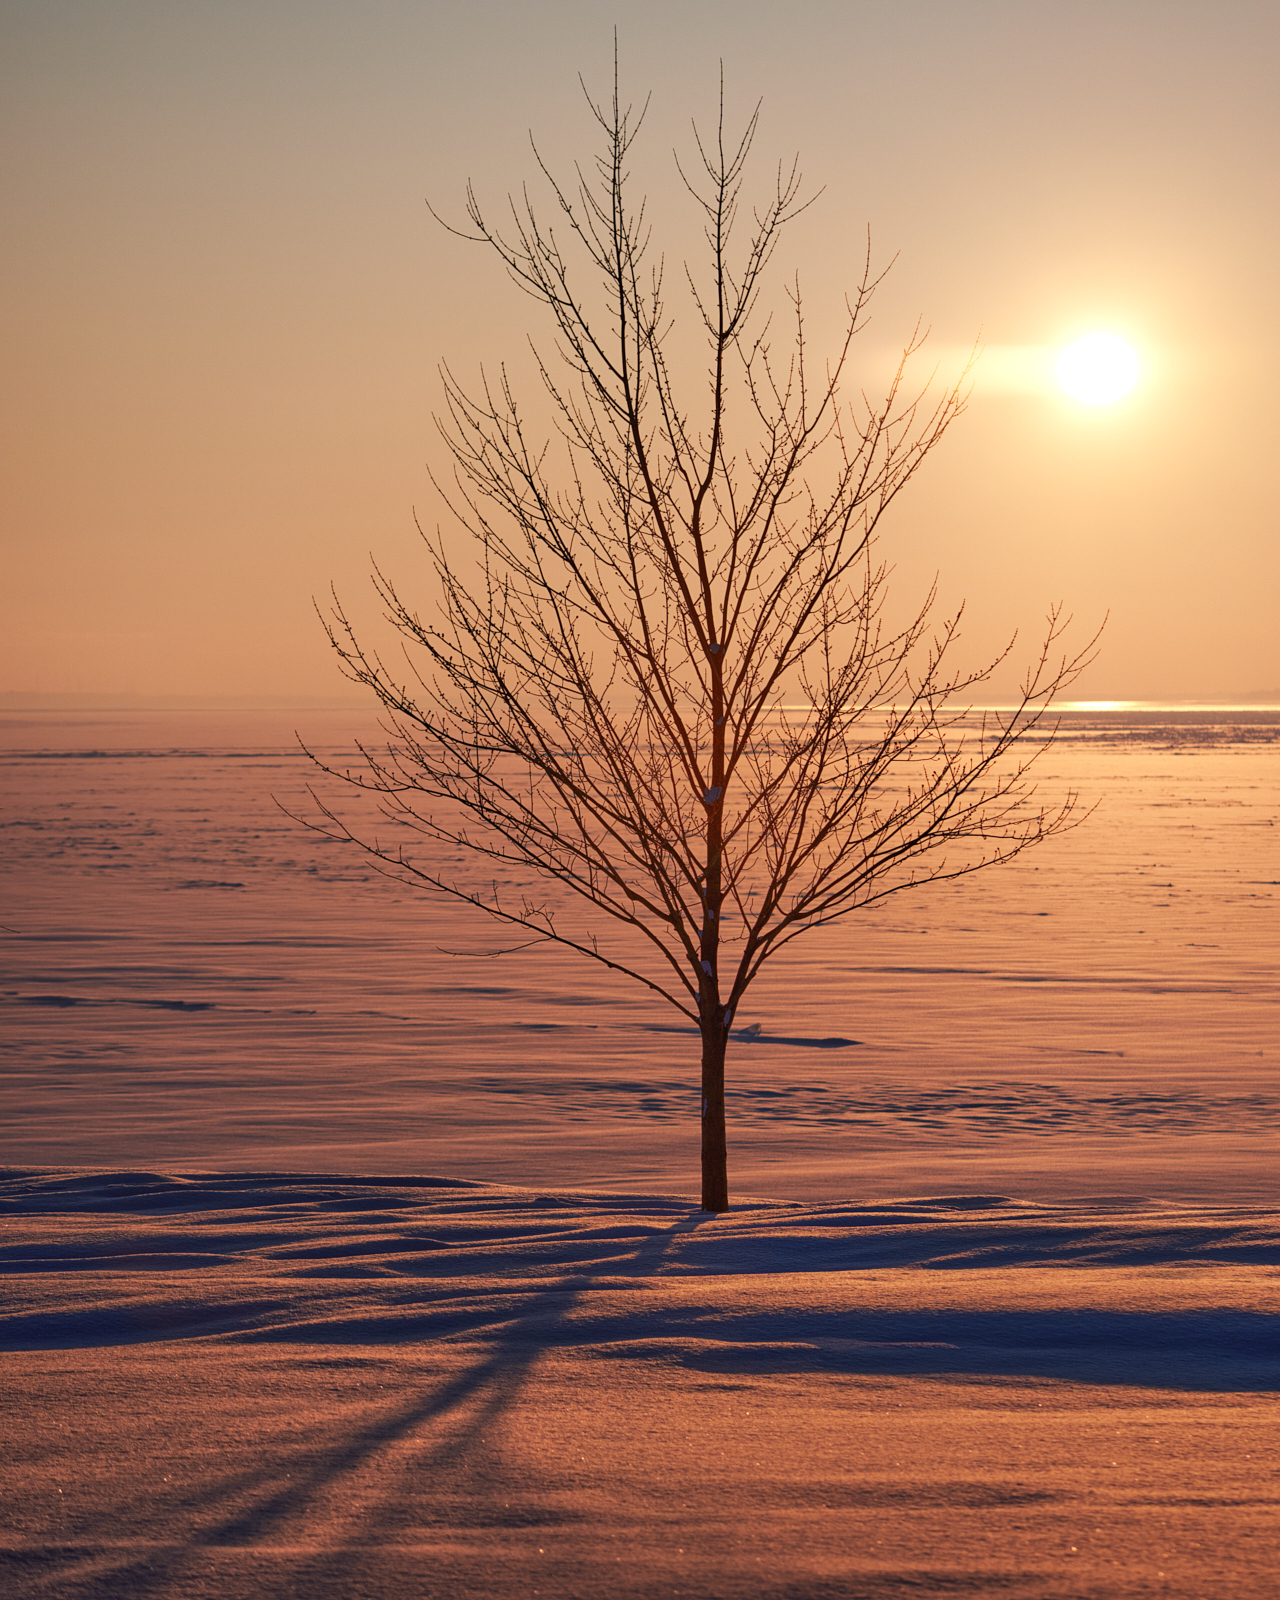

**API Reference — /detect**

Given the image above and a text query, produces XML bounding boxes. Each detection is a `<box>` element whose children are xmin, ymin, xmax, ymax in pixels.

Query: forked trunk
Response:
<box><xmin>700</xmin><ymin>1014</ymin><xmax>728</xmax><ymax>1211</ymax></box>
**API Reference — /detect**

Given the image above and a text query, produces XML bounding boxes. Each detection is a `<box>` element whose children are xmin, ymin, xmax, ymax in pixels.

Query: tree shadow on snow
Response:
<box><xmin>3</xmin><ymin>1187</ymin><xmax>710</xmax><ymax>1600</ymax></box>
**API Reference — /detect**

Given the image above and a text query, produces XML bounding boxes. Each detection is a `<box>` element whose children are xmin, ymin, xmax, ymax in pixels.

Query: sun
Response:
<box><xmin>1055</xmin><ymin>333</ymin><xmax>1140</xmax><ymax>405</ymax></box>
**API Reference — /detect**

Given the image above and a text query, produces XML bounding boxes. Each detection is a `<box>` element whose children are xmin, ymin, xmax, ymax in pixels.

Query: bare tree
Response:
<box><xmin>303</xmin><ymin>74</ymin><xmax>1092</xmax><ymax>1210</ymax></box>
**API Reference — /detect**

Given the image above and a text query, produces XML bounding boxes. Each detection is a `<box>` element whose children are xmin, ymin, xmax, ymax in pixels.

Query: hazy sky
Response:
<box><xmin>3</xmin><ymin>1</ymin><xmax>1277</xmax><ymax>703</ymax></box>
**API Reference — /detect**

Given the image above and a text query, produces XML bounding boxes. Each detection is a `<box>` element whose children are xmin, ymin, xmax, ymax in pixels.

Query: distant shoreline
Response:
<box><xmin>3</xmin><ymin>694</ymin><xmax>1279</xmax><ymax>716</ymax></box>
<box><xmin>0</xmin><ymin>693</ymin><xmax>370</xmax><ymax>712</ymax></box>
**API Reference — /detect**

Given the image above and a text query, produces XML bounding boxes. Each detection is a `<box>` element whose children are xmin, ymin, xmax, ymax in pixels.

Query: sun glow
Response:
<box><xmin>1056</xmin><ymin>333</ymin><xmax>1140</xmax><ymax>405</ymax></box>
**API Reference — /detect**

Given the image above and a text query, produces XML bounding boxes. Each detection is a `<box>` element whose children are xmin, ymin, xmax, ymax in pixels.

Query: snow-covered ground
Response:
<box><xmin>2</xmin><ymin>708</ymin><xmax>1276</xmax><ymax>1200</ymax></box>
<box><xmin>2</xmin><ymin>710</ymin><xmax>1277</xmax><ymax>1596</ymax></box>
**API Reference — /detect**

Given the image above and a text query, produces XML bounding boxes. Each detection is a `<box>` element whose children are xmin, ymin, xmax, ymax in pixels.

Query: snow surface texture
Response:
<box><xmin>1</xmin><ymin>709</ymin><xmax>1277</xmax><ymax>1201</ymax></box>
<box><xmin>2</xmin><ymin>710</ymin><xmax>1278</xmax><ymax>1596</ymax></box>
<box><xmin>3</xmin><ymin>1170</ymin><xmax>1279</xmax><ymax>1597</ymax></box>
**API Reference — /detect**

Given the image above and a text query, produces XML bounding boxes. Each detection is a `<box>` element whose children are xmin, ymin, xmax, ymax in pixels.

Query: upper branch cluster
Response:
<box><xmin>305</xmin><ymin>79</ymin><xmax>1092</xmax><ymax>1020</ymax></box>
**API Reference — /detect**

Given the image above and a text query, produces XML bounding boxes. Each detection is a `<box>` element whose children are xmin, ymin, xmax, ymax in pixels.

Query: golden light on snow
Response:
<box><xmin>1055</xmin><ymin>333</ymin><xmax>1141</xmax><ymax>404</ymax></box>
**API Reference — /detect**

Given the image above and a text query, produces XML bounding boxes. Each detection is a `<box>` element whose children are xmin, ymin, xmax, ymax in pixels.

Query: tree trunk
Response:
<box><xmin>700</xmin><ymin>1014</ymin><xmax>728</xmax><ymax>1210</ymax></box>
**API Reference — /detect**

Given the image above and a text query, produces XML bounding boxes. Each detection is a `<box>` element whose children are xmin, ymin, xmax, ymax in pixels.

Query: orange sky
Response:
<box><xmin>3</xmin><ymin>1</ymin><xmax>1277</xmax><ymax>705</ymax></box>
